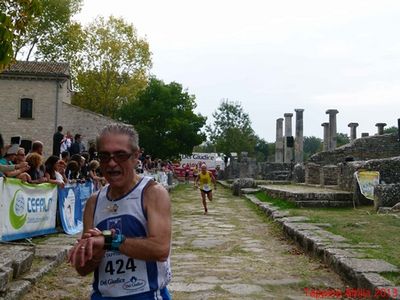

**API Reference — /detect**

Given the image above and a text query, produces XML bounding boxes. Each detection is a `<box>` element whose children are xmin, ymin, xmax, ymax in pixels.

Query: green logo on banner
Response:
<box><xmin>9</xmin><ymin>189</ymin><xmax>27</xmax><ymax>230</ymax></box>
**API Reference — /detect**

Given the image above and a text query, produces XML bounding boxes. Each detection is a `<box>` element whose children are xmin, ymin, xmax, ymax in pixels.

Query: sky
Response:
<box><xmin>75</xmin><ymin>0</ymin><xmax>400</xmax><ymax>142</ymax></box>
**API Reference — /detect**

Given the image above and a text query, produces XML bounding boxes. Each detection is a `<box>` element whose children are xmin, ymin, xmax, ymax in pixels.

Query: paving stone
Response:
<box><xmin>338</xmin><ymin>258</ymin><xmax>399</xmax><ymax>274</ymax></box>
<box><xmin>220</xmin><ymin>283</ymin><xmax>264</xmax><ymax>295</ymax></box>
<box><xmin>169</xmin><ymin>282</ymin><xmax>216</xmax><ymax>292</ymax></box>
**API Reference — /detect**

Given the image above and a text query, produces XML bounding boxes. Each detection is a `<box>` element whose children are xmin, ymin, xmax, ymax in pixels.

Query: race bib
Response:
<box><xmin>98</xmin><ymin>252</ymin><xmax>150</xmax><ymax>297</ymax></box>
<box><xmin>203</xmin><ymin>184</ymin><xmax>211</xmax><ymax>192</ymax></box>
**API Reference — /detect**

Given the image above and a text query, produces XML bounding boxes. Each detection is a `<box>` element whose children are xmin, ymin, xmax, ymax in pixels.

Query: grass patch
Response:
<box><xmin>254</xmin><ymin>191</ymin><xmax>400</xmax><ymax>273</ymax></box>
<box><xmin>381</xmin><ymin>272</ymin><xmax>400</xmax><ymax>286</ymax></box>
<box><xmin>255</xmin><ymin>192</ymin><xmax>298</xmax><ymax>209</ymax></box>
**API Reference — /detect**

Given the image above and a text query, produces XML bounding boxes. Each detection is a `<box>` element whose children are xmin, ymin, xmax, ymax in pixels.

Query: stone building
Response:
<box><xmin>0</xmin><ymin>61</ymin><xmax>123</xmax><ymax>156</ymax></box>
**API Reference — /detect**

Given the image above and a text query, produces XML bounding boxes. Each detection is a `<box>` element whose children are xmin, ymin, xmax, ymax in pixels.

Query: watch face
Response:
<box><xmin>102</xmin><ymin>230</ymin><xmax>112</xmax><ymax>236</ymax></box>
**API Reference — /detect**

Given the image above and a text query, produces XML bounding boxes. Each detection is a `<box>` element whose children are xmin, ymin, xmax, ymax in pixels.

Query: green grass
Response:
<box><xmin>255</xmin><ymin>191</ymin><xmax>298</xmax><ymax>209</ymax></box>
<box><xmin>254</xmin><ymin>192</ymin><xmax>400</xmax><ymax>284</ymax></box>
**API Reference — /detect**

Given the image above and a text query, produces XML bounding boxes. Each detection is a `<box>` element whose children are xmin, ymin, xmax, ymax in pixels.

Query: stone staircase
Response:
<box><xmin>0</xmin><ymin>234</ymin><xmax>76</xmax><ymax>300</ymax></box>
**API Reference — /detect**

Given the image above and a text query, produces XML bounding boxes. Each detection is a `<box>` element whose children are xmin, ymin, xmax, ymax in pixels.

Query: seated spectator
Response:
<box><xmin>88</xmin><ymin>160</ymin><xmax>106</xmax><ymax>191</ymax></box>
<box><xmin>0</xmin><ymin>134</ymin><xmax>30</xmax><ymax>177</ymax></box>
<box><xmin>45</xmin><ymin>155</ymin><xmax>67</xmax><ymax>188</ymax></box>
<box><xmin>26</xmin><ymin>152</ymin><xmax>47</xmax><ymax>183</ymax></box>
<box><xmin>0</xmin><ymin>146</ymin><xmax>31</xmax><ymax>181</ymax></box>
<box><xmin>80</xmin><ymin>152</ymin><xmax>90</xmax><ymax>179</ymax></box>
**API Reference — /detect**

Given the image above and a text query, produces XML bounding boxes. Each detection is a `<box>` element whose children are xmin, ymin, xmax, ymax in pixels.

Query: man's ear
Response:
<box><xmin>133</xmin><ymin>149</ymin><xmax>140</xmax><ymax>159</ymax></box>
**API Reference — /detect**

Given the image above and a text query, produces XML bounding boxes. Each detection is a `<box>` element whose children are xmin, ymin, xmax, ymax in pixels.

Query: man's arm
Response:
<box><xmin>69</xmin><ymin>193</ymin><xmax>105</xmax><ymax>276</ymax></box>
<box><xmin>119</xmin><ymin>182</ymin><xmax>171</xmax><ymax>261</ymax></box>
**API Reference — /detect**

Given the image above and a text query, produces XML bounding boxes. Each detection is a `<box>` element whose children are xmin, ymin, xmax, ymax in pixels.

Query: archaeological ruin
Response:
<box><xmin>223</xmin><ymin>108</ymin><xmax>400</xmax><ymax>212</ymax></box>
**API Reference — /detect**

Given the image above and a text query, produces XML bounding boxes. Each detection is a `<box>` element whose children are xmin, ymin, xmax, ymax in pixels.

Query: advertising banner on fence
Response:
<box><xmin>0</xmin><ymin>177</ymin><xmax>57</xmax><ymax>241</ymax></box>
<box><xmin>355</xmin><ymin>171</ymin><xmax>380</xmax><ymax>201</ymax></box>
<box><xmin>58</xmin><ymin>184</ymin><xmax>81</xmax><ymax>235</ymax></box>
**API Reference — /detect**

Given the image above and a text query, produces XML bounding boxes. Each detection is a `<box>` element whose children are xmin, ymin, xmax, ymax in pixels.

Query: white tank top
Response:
<box><xmin>92</xmin><ymin>176</ymin><xmax>171</xmax><ymax>297</ymax></box>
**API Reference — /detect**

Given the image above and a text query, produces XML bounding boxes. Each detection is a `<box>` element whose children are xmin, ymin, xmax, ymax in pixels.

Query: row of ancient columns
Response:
<box><xmin>275</xmin><ymin>109</ymin><xmax>304</xmax><ymax>163</ymax></box>
<box><xmin>275</xmin><ymin>109</ymin><xmax>391</xmax><ymax>162</ymax></box>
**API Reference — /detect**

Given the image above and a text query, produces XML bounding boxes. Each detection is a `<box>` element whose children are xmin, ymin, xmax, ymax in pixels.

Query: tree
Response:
<box><xmin>72</xmin><ymin>16</ymin><xmax>152</xmax><ymax>118</ymax></box>
<box><xmin>0</xmin><ymin>0</ymin><xmax>40</xmax><ymax>70</ymax></box>
<box><xmin>337</xmin><ymin>133</ymin><xmax>350</xmax><ymax>147</ymax></box>
<box><xmin>11</xmin><ymin>0</ymin><xmax>82</xmax><ymax>61</ymax></box>
<box><xmin>254</xmin><ymin>137</ymin><xmax>269</xmax><ymax>162</ymax></box>
<box><xmin>384</xmin><ymin>126</ymin><xmax>398</xmax><ymax>135</ymax></box>
<box><xmin>207</xmin><ymin>99</ymin><xmax>257</xmax><ymax>157</ymax></box>
<box><xmin>303</xmin><ymin>136</ymin><xmax>322</xmax><ymax>160</ymax></box>
<box><xmin>117</xmin><ymin>78</ymin><xmax>206</xmax><ymax>159</ymax></box>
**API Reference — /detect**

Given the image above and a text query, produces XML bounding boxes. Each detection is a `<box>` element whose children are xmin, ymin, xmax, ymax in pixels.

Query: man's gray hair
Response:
<box><xmin>97</xmin><ymin>124</ymin><xmax>139</xmax><ymax>152</ymax></box>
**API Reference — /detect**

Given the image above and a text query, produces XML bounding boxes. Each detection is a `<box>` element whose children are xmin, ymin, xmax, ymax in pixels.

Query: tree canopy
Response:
<box><xmin>207</xmin><ymin>99</ymin><xmax>258</xmax><ymax>158</ymax></box>
<box><xmin>0</xmin><ymin>0</ymin><xmax>40</xmax><ymax>70</ymax></box>
<box><xmin>71</xmin><ymin>16</ymin><xmax>152</xmax><ymax>118</ymax></box>
<box><xmin>117</xmin><ymin>78</ymin><xmax>206</xmax><ymax>159</ymax></box>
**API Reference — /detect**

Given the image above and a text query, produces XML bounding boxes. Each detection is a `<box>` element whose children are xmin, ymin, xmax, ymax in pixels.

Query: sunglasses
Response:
<box><xmin>98</xmin><ymin>151</ymin><xmax>133</xmax><ymax>163</ymax></box>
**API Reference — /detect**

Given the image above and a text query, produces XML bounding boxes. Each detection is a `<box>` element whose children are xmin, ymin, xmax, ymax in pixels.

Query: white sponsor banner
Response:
<box><xmin>180</xmin><ymin>153</ymin><xmax>223</xmax><ymax>169</ymax></box>
<box><xmin>0</xmin><ymin>177</ymin><xmax>57</xmax><ymax>241</ymax></box>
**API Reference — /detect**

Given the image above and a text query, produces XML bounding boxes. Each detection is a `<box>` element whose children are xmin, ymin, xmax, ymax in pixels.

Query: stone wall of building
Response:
<box><xmin>305</xmin><ymin>163</ymin><xmax>320</xmax><ymax>184</ymax></box>
<box><xmin>309</xmin><ymin>134</ymin><xmax>400</xmax><ymax>166</ymax></box>
<box><xmin>60</xmin><ymin>103</ymin><xmax>120</xmax><ymax>149</ymax></box>
<box><xmin>0</xmin><ymin>78</ymin><xmax>71</xmax><ymax>156</ymax></box>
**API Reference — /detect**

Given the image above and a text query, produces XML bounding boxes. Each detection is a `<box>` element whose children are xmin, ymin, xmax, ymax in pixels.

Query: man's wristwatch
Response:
<box><xmin>102</xmin><ymin>230</ymin><xmax>126</xmax><ymax>251</ymax></box>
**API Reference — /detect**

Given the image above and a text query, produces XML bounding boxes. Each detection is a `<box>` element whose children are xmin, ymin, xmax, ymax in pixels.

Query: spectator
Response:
<box><xmin>0</xmin><ymin>134</ymin><xmax>30</xmax><ymax>177</ymax></box>
<box><xmin>88</xmin><ymin>142</ymin><xmax>97</xmax><ymax>161</ymax></box>
<box><xmin>31</xmin><ymin>140</ymin><xmax>44</xmax><ymax>156</ymax></box>
<box><xmin>65</xmin><ymin>160</ymin><xmax>80</xmax><ymax>183</ymax></box>
<box><xmin>26</xmin><ymin>152</ymin><xmax>47</xmax><ymax>183</ymax></box>
<box><xmin>14</xmin><ymin>147</ymin><xmax>26</xmax><ymax>164</ymax></box>
<box><xmin>1</xmin><ymin>147</ymin><xmax>31</xmax><ymax>181</ymax></box>
<box><xmin>60</xmin><ymin>131</ymin><xmax>73</xmax><ymax>154</ymax></box>
<box><xmin>53</xmin><ymin>125</ymin><xmax>64</xmax><ymax>157</ymax></box>
<box><xmin>88</xmin><ymin>160</ymin><xmax>106</xmax><ymax>191</ymax></box>
<box><xmin>61</xmin><ymin>151</ymin><xmax>70</xmax><ymax>164</ymax></box>
<box><xmin>45</xmin><ymin>155</ymin><xmax>66</xmax><ymax>188</ymax></box>
<box><xmin>69</xmin><ymin>134</ymin><xmax>85</xmax><ymax>156</ymax></box>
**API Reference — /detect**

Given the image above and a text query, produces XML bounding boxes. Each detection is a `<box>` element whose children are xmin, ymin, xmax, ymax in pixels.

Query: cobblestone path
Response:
<box><xmin>169</xmin><ymin>184</ymin><xmax>347</xmax><ymax>299</ymax></box>
<box><xmin>24</xmin><ymin>183</ymin><xmax>347</xmax><ymax>299</ymax></box>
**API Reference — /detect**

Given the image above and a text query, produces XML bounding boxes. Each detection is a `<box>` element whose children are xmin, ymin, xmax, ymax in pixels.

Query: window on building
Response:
<box><xmin>20</xmin><ymin>98</ymin><xmax>33</xmax><ymax>119</ymax></box>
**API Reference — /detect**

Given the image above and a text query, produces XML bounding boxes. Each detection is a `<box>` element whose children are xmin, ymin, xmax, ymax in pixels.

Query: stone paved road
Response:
<box><xmin>169</xmin><ymin>184</ymin><xmax>347</xmax><ymax>299</ymax></box>
<box><xmin>24</xmin><ymin>183</ymin><xmax>347</xmax><ymax>299</ymax></box>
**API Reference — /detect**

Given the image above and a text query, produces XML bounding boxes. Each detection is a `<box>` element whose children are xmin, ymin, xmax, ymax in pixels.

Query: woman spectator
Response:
<box><xmin>26</xmin><ymin>152</ymin><xmax>47</xmax><ymax>183</ymax></box>
<box><xmin>0</xmin><ymin>134</ymin><xmax>30</xmax><ymax>177</ymax></box>
<box><xmin>45</xmin><ymin>155</ymin><xmax>67</xmax><ymax>188</ymax></box>
<box><xmin>65</xmin><ymin>160</ymin><xmax>80</xmax><ymax>183</ymax></box>
<box><xmin>88</xmin><ymin>160</ymin><xmax>106</xmax><ymax>191</ymax></box>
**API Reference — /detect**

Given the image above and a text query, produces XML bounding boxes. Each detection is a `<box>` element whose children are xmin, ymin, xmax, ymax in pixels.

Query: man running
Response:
<box><xmin>194</xmin><ymin>164</ymin><xmax>216</xmax><ymax>214</ymax></box>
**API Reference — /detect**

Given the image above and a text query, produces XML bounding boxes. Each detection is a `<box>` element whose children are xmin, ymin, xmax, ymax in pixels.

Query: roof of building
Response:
<box><xmin>0</xmin><ymin>61</ymin><xmax>70</xmax><ymax>79</ymax></box>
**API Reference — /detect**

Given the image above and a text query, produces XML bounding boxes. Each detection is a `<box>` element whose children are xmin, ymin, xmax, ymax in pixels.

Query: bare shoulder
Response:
<box><xmin>143</xmin><ymin>181</ymin><xmax>170</xmax><ymax>207</ymax></box>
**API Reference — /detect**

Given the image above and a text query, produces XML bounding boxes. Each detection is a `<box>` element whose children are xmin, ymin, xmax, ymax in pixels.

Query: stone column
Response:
<box><xmin>375</xmin><ymin>123</ymin><xmax>387</xmax><ymax>135</ymax></box>
<box><xmin>275</xmin><ymin>118</ymin><xmax>284</xmax><ymax>163</ymax></box>
<box><xmin>321</xmin><ymin>122</ymin><xmax>329</xmax><ymax>151</ymax></box>
<box><xmin>348</xmin><ymin>122</ymin><xmax>359</xmax><ymax>140</ymax></box>
<box><xmin>284</xmin><ymin>113</ymin><xmax>294</xmax><ymax>163</ymax></box>
<box><xmin>326</xmin><ymin>109</ymin><xmax>339</xmax><ymax>150</ymax></box>
<box><xmin>294</xmin><ymin>109</ymin><xmax>304</xmax><ymax>162</ymax></box>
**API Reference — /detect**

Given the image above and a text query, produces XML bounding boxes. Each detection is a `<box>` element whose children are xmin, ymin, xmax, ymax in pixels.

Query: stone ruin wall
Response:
<box><xmin>309</xmin><ymin>133</ymin><xmax>400</xmax><ymax>166</ymax></box>
<box><xmin>223</xmin><ymin>160</ymin><xmax>292</xmax><ymax>181</ymax></box>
